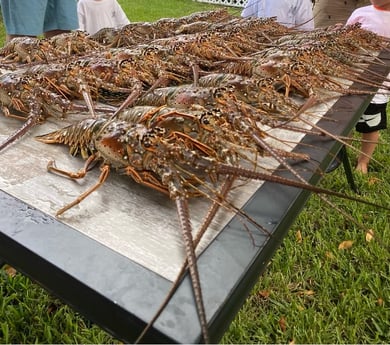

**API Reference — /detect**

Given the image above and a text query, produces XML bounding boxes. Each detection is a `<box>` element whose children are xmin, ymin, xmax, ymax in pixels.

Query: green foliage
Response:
<box><xmin>0</xmin><ymin>1</ymin><xmax>389</xmax><ymax>344</ymax></box>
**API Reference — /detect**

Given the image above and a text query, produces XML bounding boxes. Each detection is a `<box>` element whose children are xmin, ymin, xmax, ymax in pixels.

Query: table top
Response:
<box><xmin>0</xmin><ymin>52</ymin><xmax>388</xmax><ymax>343</ymax></box>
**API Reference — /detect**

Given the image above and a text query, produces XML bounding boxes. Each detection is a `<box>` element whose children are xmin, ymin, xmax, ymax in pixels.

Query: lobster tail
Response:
<box><xmin>35</xmin><ymin>118</ymin><xmax>106</xmax><ymax>159</ymax></box>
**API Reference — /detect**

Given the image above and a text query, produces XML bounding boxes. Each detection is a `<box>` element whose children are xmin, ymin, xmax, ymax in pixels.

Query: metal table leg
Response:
<box><xmin>340</xmin><ymin>146</ymin><xmax>359</xmax><ymax>194</ymax></box>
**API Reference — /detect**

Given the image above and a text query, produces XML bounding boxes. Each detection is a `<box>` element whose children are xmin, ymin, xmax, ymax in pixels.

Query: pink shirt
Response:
<box><xmin>346</xmin><ymin>5</ymin><xmax>390</xmax><ymax>38</ymax></box>
<box><xmin>347</xmin><ymin>5</ymin><xmax>390</xmax><ymax>103</ymax></box>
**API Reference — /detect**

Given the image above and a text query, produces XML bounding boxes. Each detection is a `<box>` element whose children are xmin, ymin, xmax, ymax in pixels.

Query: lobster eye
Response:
<box><xmin>201</xmin><ymin>115</ymin><xmax>209</xmax><ymax>125</ymax></box>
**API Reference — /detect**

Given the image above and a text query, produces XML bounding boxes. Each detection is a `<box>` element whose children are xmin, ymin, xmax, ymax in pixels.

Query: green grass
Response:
<box><xmin>1</xmin><ymin>0</ymin><xmax>390</xmax><ymax>343</ymax></box>
<box><xmin>121</xmin><ymin>0</ymin><xmax>238</xmax><ymax>22</ymax></box>
<box><xmin>222</xmin><ymin>166</ymin><xmax>390</xmax><ymax>343</ymax></box>
<box><xmin>222</xmin><ymin>107</ymin><xmax>390</xmax><ymax>344</ymax></box>
<box><xmin>0</xmin><ymin>14</ymin><xmax>5</xmax><ymax>45</ymax></box>
<box><xmin>0</xmin><ymin>268</ymin><xmax>114</xmax><ymax>343</ymax></box>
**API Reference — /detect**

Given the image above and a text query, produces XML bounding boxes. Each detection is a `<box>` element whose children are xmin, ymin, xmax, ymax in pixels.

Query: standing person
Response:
<box><xmin>0</xmin><ymin>0</ymin><xmax>78</xmax><ymax>42</ymax></box>
<box><xmin>241</xmin><ymin>0</ymin><xmax>314</xmax><ymax>30</ymax></box>
<box><xmin>346</xmin><ymin>0</ymin><xmax>390</xmax><ymax>174</ymax></box>
<box><xmin>77</xmin><ymin>0</ymin><xmax>130</xmax><ymax>36</ymax></box>
<box><xmin>313</xmin><ymin>0</ymin><xmax>370</xmax><ymax>28</ymax></box>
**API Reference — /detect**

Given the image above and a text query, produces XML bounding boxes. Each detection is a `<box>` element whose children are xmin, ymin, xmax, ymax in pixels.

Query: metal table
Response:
<box><xmin>0</xmin><ymin>52</ymin><xmax>388</xmax><ymax>343</ymax></box>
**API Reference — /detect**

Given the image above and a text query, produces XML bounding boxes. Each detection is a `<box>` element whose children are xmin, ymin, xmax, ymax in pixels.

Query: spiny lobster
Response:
<box><xmin>35</xmin><ymin>96</ymin><xmax>390</xmax><ymax>343</ymax></box>
<box><xmin>0</xmin><ymin>9</ymin><xmax>389</xmax><ymax>344</ymax></box>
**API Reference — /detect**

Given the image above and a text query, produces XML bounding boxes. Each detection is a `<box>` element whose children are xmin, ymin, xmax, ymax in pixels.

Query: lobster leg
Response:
<box><xmin>46</xmin><ymin>156</ymin><xmax>110</xmax><ymax>216</ymax></box>
<box><xmin>0</xmin><ymin>113</ymin><xmax>41</xmax><ymax>152</ymax></box>
<box><xmin>1</xmin><ymin>106</ymin><xmax>31</xmax><ymax>121</ymax></box>
<box><xmin>47</xmin><ymin>154</ymin><xmax>99</xmax><ymax>179</ymax></box>
<box><xmin>57</xmin><ymin>165</ymin><xmax>110</xmax><ymax>216</ymax></box>
<box><xmin>0</xmin><ymin>93</ymin><xmax>43</xmax><ymax>152</ymax></box>
<box><xmin>119</xmin><ymin>166</ymin><xmax>170</xmax><ymax>196</ymax></box>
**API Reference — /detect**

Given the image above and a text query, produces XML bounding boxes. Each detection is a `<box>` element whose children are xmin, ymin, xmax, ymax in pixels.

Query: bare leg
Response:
<box><xmin>44</xmin><ymin>29</ymin><xmax>70</xmax><ymax>38</ymax></box>
<box><xmin>356</xmin><ymin>131</ymin><xmax>380</xmax><ymax>174</ymax></box>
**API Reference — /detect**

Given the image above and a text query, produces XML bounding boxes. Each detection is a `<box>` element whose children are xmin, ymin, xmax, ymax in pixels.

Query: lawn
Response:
<box><xmin>0</xmin><ymin>0</ymin><xmax>389</xmax><ymax>343</ymax></box>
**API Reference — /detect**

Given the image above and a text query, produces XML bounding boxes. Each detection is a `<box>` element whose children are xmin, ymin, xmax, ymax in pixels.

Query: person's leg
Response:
<box><xmin>0</xmin><ymin>0</ymin><xmax>46</xmax><ymax>39</ymax></box>
<box><xmin>355</xmin><ymin>131</ymin><xmax>380</xmax><ymax>174</ymax></box>
<box><xmin>355</xmin><ymin>102</ymin><xmax>387</xmax><ymax>174</ymax></box>
<box><xmin>43</xmin><ymin>0</ymin><xmax>78</xmax><ymax>37</ymax></box>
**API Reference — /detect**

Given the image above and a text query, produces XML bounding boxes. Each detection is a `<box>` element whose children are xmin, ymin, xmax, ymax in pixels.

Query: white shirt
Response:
<box><xmin>241</xmin><ymin>0</ymin><xmax>314</xmax><ymax>30</ymax></box>
<box><xmin>347</xmin><ymin>5</ymin><xmax>390</xmax><ymax>104</ymax></box>
<box><xmin>77</xmin><ymin>0</ymin><xmax>130</xmax><ymax>35</ymax></box>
